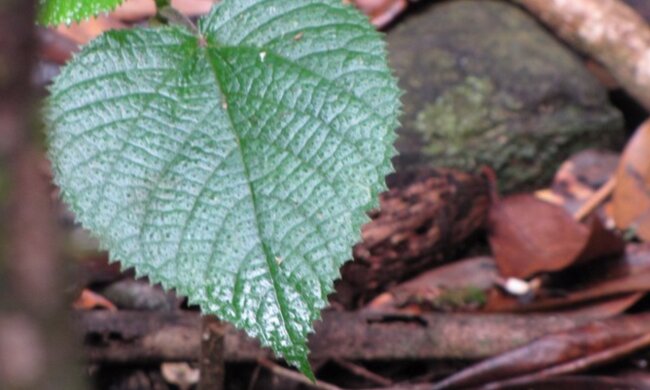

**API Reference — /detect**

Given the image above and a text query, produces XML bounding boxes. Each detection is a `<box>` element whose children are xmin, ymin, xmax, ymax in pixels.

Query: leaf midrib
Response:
<box><xmin>202</xmin><ymin>46</ymin><xmax>304</xmax><ymax>362</ymax></box>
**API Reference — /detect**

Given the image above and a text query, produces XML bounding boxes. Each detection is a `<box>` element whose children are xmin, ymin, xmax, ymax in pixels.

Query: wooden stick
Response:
<box><xmin>512</xmin><ymin>0</ymin><xmax>650</xmax><ymax>112</ymax></box>
<box><xmin>76</xmin><ymin>310</ymin><xmax>604</xmax><ymax>363</ymax></box>
<box><xmin>199</xmin><ymin>316</ymin><xmax>225</xmax><ymax>390</ymax></box>
<box><xmin>333</xmin><ymin>358</ymin><xmax>393</xmax><ymax>387</ymax></box>
<box><xmin>573</xmin><ymin>176</ymin><xmax>617</xmax><ymax>222</ymax></box>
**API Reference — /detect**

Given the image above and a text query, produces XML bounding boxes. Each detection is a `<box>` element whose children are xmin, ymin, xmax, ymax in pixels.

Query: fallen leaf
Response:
<box><xmin>73</xmin><ymin>289</ymin><xmax>117</xmax><ymax>311</ymax></box>
<box><xmin>489</xmin><ymin>195</ymin><xmax>586</xmax><ymax>278</ymax></box>
<box><xmin>561</xmin><ymin>293</ymin><xmax>643</xmax><ymax>317</ymax></box>
<box><xmin>370</xmin><ymin>242</ymin><xmax>639</xmax><ymax>317</ymax></box>
<box><xmin>433</xmin><ymin>314</ymin><xmax>650</xmax><ymax>389</ymax></box>
<box><xmin>352</xmin><ymin>0</ymin><xmax>408</xmax><ymax>28</ymax></box>
<box><xmin>488</xmin><ymin>195</ymin><xmax>624</xmax><ymax>279</ymax></box>
<box><xmin>576</xmin><ymin>216</ymin><xmax>625</xmax><ymax>262</ymax></box>
<box><xmin>366</xmin><ymin>257</ymin><xmax>496</xmax><ymax>312</ymax></box>
<box><xmin>487</xmin><ymin>375</ymin><xmax>649</xmax><ymax>390</ymax></box>
<box><xmin>613</xmin><ymin>119</ymin><xmax>650</xmax><ymax>241</ymax></box>
<box><xmin>487</xmin><ymin>243</ymin><xmax>650</xmax><ymax>313</ymax></box>
<box><xmin>537</xmin><ymin>150</ymin><xmax>619</xmax><ymax>217</ymax></box>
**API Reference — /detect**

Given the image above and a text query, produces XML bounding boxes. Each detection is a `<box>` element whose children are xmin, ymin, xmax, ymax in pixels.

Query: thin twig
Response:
<box><xmin>333</xmin><ymin>358</ymin><xmax>393</xmax><ymax>387</ymax></box>
<box><xmin>199</xmin><ymin>316</ymin><xmax>225</xmax><ymax>390</ymax></box>
<box><xmin>246</xmin><ymin>365</ymin><xmax>261</xmax><ymax>390</ymax></box>
<box><xmin>157</xmin><ymin>6</ymin><xmax>198</xmax><ymax>34</ymax></box>
<box><xmin>257</xmin><ymin>357</ymin><xmax>342</xmax><ymax>390</ymax></box>
<box><xmin>573</xmin><ymin>176</ymin><xmax>616</xmax><ymax>222</ymax></box>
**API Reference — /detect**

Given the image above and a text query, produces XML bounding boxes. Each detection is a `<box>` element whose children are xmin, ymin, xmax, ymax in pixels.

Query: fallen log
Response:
<box><xmin>76</xmin><ymin>310</ymin><xmax>600</xmax><ymax>364</ymax></box>
<box><xmin>334</xmin><ymin>169</ymin><xmax>490</xmax><ymax>308</ymax></box>
<box><xmin>512</xmin><ymin>0</ymin><xmax>650</xmax><ymax>112</ymax></box>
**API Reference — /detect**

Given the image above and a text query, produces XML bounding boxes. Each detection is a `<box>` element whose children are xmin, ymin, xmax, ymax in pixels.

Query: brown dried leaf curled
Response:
<box><xmin>487</xmin><ymin>243</ymin><xmax>650</xmax><ymax>314</ymax></box>
<box><xmin>613</xmin><ymin>119</ymin><xmax>650</xmax><ymax>241</ymax></box>
<box><xmin>489</xmin><ymin>195</ymin><xmax>586</xmax><ymax>278</ymax></box>
<box><xmin>488</xmin><ymin>195</ymin><xmax>624</xmax><ymax>279</ymax></box>
<box><xmin>434</xmin><ymin>314</ymin><xmax>650</xmax><ymax>389</ymax></box>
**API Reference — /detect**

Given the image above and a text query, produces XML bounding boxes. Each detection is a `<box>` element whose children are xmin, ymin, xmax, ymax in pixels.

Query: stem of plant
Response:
<box><xmin>155</xmin><ymin>0</ymin><xmax>171</xmax><ymax>8</ymax></box>
<box><xmin>199</xmin><ymin>315</ymin><xmax>225</xmax><ymax>390</ymax></box>
<box><xmin>153</xmin><ymin>2</ymin><xmax>197</xmax><ymax>34</ymax></box>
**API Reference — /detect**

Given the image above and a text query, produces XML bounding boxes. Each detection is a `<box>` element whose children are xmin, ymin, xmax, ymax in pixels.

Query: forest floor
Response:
<box><xmin>34</xmin><ymin>0</ymin><xmax>650</xmax><ymax>389</ymax></box>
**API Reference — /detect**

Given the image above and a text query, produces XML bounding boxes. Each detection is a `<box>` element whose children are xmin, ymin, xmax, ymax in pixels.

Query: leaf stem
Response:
<box><xmin>154</xmin><ymin>5</ymin><xmax>198</xmax><ymax>34</ymax></box>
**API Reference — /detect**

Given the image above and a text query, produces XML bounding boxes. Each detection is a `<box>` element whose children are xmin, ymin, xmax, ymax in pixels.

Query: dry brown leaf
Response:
<box><xmin>366</xmin><ymin>257</ymin><xmax>496</xmax><ymax>312</ymax></box>
<box><xmin>369</xmin><ymin>251</ymin><xmax>642</xmax><ymax>317</ymax></box>
<box><xmin>489</xmin><ymin>195</ymin><xmax>586</xmax><ymax>278</ymax></box>
<box><xmin>487</xmin><ymin>243</ymin><xmax>650</xmax><ymax>313</ymax></box>
<box><xmin>352</xmin><ymin>0</ymin><xmax>407</xmax><ymax>28</ymax></box>
<box><xmin>561</xmin><ymin>293</ymin><xmax>643</xmax><ymax>317</ymax></box>
<box><xmin>541</xmin><ymin>150</ymin><xmax>619</xmax><ymax>217</ymax></box>
<box><xmin>613</xmin><ymin>119</ymin><xmax>650</xmax><ymax>241</ymax></box>
<box><xmin>576</xmin><ymin>216</ymin><xmax>625</xmax><ymax>262</ymax></box>
<box><xmin>73</xmin><ymin>288</ymin><xmax>117</xmax><ymax>311</ymax></box>
<box><xmin>488</xmin><ymin>195</ymin><xmax>623</xmax><ymax>279</ymax></box>
<box><xmin>433</xmin><ymin>314</ymin><xmax>650</xmax><ymax>389</ymax></box>
<box><xmin>490</xmin><ymin>375</ymin><xmax>650</xmax><ymax>390</ymax></box>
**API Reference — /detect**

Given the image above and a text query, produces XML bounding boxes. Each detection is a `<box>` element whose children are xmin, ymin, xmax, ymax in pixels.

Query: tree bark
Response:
<box><xmin>512</xmin><ymin>0</ymin><xmax>650</xmax><ymax>112</ymax></box>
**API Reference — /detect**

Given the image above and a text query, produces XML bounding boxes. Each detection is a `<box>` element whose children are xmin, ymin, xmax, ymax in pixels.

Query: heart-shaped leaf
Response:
<box><xmin>38</xmin><ymin>0</ymin><xmax>127</xmax><ymax>25</ymax></box>
<box><xmin>46</xmin><ymin>0</ymin><xmax>399</xmax><ymax>377</ymax></box>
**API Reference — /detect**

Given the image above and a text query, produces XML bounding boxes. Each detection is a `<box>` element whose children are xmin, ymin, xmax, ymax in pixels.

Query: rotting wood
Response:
<box><xmin>512</xmin><ymin>0</ymin><xmax>650</xmax><ymax>112</ymax></box>
<box><xmin>334</xmin><ymin>169</ymin><xmax>490</xmax><ymax>308</ymax></box>
<box><xmin>77</xmin><ymin>310</ymin><xmax>602</xmax><ymax>363</ymax></box>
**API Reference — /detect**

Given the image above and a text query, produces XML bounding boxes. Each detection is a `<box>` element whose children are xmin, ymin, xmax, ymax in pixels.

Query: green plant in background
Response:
<box><xmin>38</xmin><ymin>0</ymin><xmax>127</xmax><ymax>25</ymax></box>
<box><xmin>42</xmin><ymin>0</ymin><xmax>400</xmax><ymax>378</ymax></box>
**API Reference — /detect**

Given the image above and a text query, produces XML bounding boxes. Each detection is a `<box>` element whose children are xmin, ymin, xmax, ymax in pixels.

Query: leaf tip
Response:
<box><xmin>297</xmin><ymin>356</ymin><xmax>316</xmax><ymax>383</ymax></box>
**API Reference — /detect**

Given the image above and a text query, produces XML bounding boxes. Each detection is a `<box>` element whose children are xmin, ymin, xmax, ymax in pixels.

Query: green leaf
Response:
<box><xmin>38</xmin><ymin>0</ymin><xmax>126</xmax><ymax>25</ymax></box>
<box><xmin>46</xmin><ymin>0</ymin><xmax>399</xmax><ymax>376</ymax></box>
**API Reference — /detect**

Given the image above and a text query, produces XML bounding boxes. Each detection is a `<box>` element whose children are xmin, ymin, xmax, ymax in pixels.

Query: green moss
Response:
<box><xmin>410</xmin><ymin>73</ymin><xmax>622</xmax><ymax>191</ymax></box>
<box><xmin>406</xmin><ymin>286</ymin><xmax>487</xmax><ymax>311</ymax></box>
<box><xmin>435</xmin><ymin>286</ymin><xmax>487</xmax><ymax>310</ymax></box>
<box><xmin>416</xmin><ymin>76</ymin><xmax>505</xmax><ymax>162</ymax></box>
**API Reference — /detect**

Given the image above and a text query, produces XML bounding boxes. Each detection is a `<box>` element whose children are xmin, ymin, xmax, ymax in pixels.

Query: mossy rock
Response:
<box><xmin>388</xmin><ymin>0</ymin><xmax>623</xmax><ymax>192</ymax></box>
